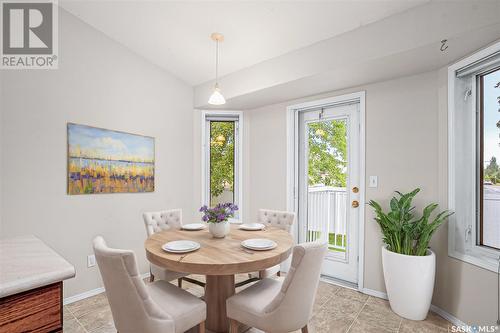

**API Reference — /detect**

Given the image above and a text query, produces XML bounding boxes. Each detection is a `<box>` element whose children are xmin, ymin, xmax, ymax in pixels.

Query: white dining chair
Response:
<box><xmin>143</xmin><ymin>209</ymin><xmax>205</xmax><ymax>288</ymax></box>
<box><xmin>227</xmin><ymin>242</ymin><xmax>327</xmax><ymax>333</ymax></box>
<box><xmin>251</xmin><ymin>209</ymin><xmax>295</xmax><ymax>279</ymax></box>
<box><xmin>93</xmin><ymin>236</ymin><xmax>206</xmax><ymax>333</ymax></box>
<box><xmin>143</xmin><ymin>209</ymin><xmax>187</xmax><ymax>287</ymax></box>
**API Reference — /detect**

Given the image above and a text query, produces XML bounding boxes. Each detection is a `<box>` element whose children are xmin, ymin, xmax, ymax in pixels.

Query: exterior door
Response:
<box><xmin>298</xmin><ymin>101</ymin><xmax>361</xmax><ymax>284</ymax></box>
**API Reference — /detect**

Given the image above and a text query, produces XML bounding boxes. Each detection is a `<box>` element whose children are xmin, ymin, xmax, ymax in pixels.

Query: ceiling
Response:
<box><xmin>60</xmin><ymin>0</ymin><xmax>427</xmax><ymax>86</ymax></box>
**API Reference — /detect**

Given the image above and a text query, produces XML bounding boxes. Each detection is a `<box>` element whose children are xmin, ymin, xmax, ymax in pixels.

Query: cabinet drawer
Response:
<box><xmin>0</xmin><ymin>282</ymin><xmax>62</xmax><ymax>333</ymax></box>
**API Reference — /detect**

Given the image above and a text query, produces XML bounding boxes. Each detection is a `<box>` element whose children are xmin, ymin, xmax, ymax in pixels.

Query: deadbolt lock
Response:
<box><xmin>352</xmin><ymin>187</ymin><xmax>359</xmax><ymax>193</ymax></box>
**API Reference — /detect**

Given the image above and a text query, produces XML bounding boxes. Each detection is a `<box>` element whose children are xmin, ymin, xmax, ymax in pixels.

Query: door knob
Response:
<box><xmin>352</xmin><ymin>200</ymin><xmax>359</xmax><ymax>208</ymax></box>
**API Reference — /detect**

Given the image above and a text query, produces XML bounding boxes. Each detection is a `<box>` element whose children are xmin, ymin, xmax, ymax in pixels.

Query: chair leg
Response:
<box><xmin>149</xmin><ymin>274</ymin><xmax>155</xmax><ymax>283</ymax></box>
<box><xmin>258</xmin><ymin>270</ymin><xmax>265</xmax><ymax>279</ymax></box>
<box><xmin>198</xmin><ymin>321</ymin><xmax>205</xmax><ymax>333</ymax></box>
<box><xmin>178</xmin><ymin>278</ymin><xmax>183</xmax><ymax>288</ymax></box>
<box><xmin>277</xmin><ymin>271</ymin><xmax>281</xmax><ymax>277</ymax></box>
<box><xmin>301</xmin><ymin>324</ymin><xmax>309</xmax><ymax>333</ymax></box>
<box><xmin>229</xmin><ymin>319</ymin><xmax>239</xmax><ymax>333</ymax></box>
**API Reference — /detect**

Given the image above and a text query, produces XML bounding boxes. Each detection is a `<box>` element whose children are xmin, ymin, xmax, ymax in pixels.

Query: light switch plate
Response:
<box><xmin>87</xmin><ymin>254</ymin><xmax>96</xmax><ymax>268</ymax></box>
<box><xmin>369</xmin><ymin>176</ymin><xmax>378</xmax><ymax>188</ymax></box>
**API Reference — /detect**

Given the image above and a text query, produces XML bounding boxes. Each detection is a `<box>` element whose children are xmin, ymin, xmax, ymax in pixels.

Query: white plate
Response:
<box><xmin>182</xmin><ymin>223</ymin><xmax>206</xmax><ymax>231</ymax></box>
<box><xmin>241</xmin><ymin>238</ymin><xmax>277</xmax><ymax>251</ymax></box>
<box><xmin>239</xmin><ymin>223</ymin><xmax>265</xmax><ymax>231</ymax></box>
<box><xmin>162</xmin><ymin>240</ymin><xmax>200</xmax><ymax>253</ymax></box>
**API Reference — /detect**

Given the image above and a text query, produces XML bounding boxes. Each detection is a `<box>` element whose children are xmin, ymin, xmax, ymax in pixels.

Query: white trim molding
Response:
<box><xmin>448</xmin><ymin>40</ymin><xmax>500</xmax><ymax>273</ymax></box>
<box><xmin>64</xmin><ymin>272</ymin><xmax>151</xmax><ymax>305</ymax></box>
<box><xmin>286</xmin><ymin>91</ymin><xmax>366</xmax><ymax>291</ymax></box>
<box><xmin>199</xmin><ymin>110</ymin><xmax>244</xmax><ymax>219</ymax></box>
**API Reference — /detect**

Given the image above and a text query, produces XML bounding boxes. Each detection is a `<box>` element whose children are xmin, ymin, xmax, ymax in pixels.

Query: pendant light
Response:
<box><xmin>208</xmin><ymin>32</ymin><xmax>226</xmax><ymax>105</ymax></box>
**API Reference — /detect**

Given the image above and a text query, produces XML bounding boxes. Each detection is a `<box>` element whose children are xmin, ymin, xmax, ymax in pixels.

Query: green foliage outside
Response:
<box><xmin>308</xmin><ymin>121</ymin><xmax>347</xmax><ymax>187</ymax></box>
<box><xmin>369</xmin><ymin>189</ymin><xmax>453</xmax><ymax>256</ymax></box>
<box><xmin>306</xmin><ymin>230</ymin><xmax>346</xmax><ymax>252</ymax></box>
<box><xmin>485</xmin><ymin>156</ymin><xmax>499</xmax><ymax>184</ymax></box>
<box><xmin>208</xmin><ymin>119</ymin><xmax>348</xmax><ymax>204</ymax></box>
<box><xmin>209</xmin><ymin>122</ymin><xmax>234</xmax><ymax>205</ymax></box>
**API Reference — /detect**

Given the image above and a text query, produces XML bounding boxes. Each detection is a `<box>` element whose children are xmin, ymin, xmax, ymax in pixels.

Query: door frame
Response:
<box><xmin>285</xmin><ymin>91</ymin><xmax>366</xmax><ymax>290</ymax></box>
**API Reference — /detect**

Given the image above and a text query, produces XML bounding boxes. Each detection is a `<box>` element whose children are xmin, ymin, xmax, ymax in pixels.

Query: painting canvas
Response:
<box><xmin>67</xmin><ymin>123</ymin><xmax>154</xmax><ymax>194</ymax></box>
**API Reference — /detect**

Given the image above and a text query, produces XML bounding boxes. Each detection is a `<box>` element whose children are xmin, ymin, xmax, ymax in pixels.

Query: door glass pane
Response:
<box><xmin>306</xmin><ymin>118</ymin><xmax>348</xmax><ymax>256</ymax></box>
<box><xmin>481</xmin><ymin>68</ymin><xmax>500</xmax><ymax>249</ymax></box>
<box><xmin>209</xmin><ymin>121</ymin><xmax>235</xmax><ymax>206</ymax></box>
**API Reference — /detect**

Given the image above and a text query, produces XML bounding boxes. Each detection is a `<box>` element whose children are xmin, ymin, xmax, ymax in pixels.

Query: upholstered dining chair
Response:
<box><xmin>227</xmin><ymin>242</ymin><xmax>327</xmax><ymax>333</ymax></box>
<box><xmin>143</xmin><ymin>209</ymin><xmax>187</xmax><ymax>287</ymax></box>
<box><xmin>249</xmin><ymin>209</ymin><xmax>296</xmax><ymax>280</ymax></box>
<box><xmin>93</xmin><ymin>236</ymin><xmax>206</xmax><ymax>333</ymax></box>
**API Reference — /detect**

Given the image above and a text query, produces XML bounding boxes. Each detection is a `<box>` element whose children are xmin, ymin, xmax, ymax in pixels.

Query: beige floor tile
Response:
<box><xmin>87</xmin><ymin>322</ymin><xmax>116</xmax><ymax>333</ymax></box>
<box><xmin>400</xmin><ymin>319</ymin><xmax>447</xmax><ymax>333</ymax></box>
<box><xmin>320</xmin><ymin>296</ymin><xmax>365</xmax><ymax>320</ymax></box>
<box><xmin>425</xmin><ymin>311</ymin><xmax>452</xmax><ymax>330</ymax></box>
<box><xmin>63</xmin><ymin>318</ymin><xmax>87</xmax><ymax>333</ymax></box>
<box><xmin>62</xmin><ymin>275</ymin><xmax>453</xmax><ymax>333</ymax></box>
<box><xmin>335</xmin><ymin>287</ymin><xmax>369</xmax><ymax>303</ymax></box>
<box><xmin>66</xmin><ymin>293</ymin><xmax>109</xmax><ymax>318</ymax></box>
<box><xmin>309</xmin><ymin>314</ymin><xmax>353</xmax><ymax>333</ymax></box>
<box><xmin>355</xmin><ymin>303</ymin><xmax>402</xmax><ymax>331</ymax></box>
<box><xmin>64</xmin><ymin>306</ymin><xmax>76</xmax><ymax>321</ymax></box>
<box><xmin>366</xmin><ymin>296</ymin><xmax>391</xmax><ymax>310</ymax></box>
<box><xmin>313</xmin><ymin>281</ymin><xmax>340</xmax><ymax>311</ymax></box>
<box><xmin>348</xmin><ymin>318</ymin><xmax>396</xmax><ymax>333</ymax></box>
<box><xmin>78</xmin><ymin>308</ymin><xmax>115</xmax><ymax>332</ymax></box>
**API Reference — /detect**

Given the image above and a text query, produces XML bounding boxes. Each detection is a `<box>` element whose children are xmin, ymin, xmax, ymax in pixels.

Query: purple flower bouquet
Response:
<box><xmin>199</xmin><ymin>203</ymin><xmax>238</xmax><ymax>223</ymax></box>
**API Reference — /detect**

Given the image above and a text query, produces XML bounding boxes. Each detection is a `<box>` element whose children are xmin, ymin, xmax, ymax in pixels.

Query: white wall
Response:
<box><xmin>0</xmin><ymin>9</ymin><xmax>194</xmax><ymax>298</ymax></box>
<box><xmin>0</xmin><ymin>70</ymin><xmax>3</xmax><ymax>236</ymax></box>
<box><xmin>244</xmin><ymin>70</ymin><xmax>498</xmax><ymax>325</ymax></box>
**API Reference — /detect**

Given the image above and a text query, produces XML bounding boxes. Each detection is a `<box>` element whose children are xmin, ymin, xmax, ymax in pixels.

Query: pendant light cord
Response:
<box><xmin>215</xmin><ymin>40</ymin><xmax>219</xmax><ymax>86</ymax></box>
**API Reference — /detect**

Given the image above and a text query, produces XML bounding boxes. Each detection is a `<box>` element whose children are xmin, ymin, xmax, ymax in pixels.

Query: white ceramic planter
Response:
<box><xmin>381</xmin><ymin>246</ymin><xmax>436</xmax><ymax>320</ymax></box>
<box><xmin>208</xmin><ymin>221</ymin><xmax>230</xmax><ymax>238</ymax></box>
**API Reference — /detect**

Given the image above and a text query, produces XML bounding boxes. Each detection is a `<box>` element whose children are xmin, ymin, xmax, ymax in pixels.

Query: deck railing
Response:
<box><xmin>306</xmin><ymin>186</ymin><xmax>347</xmax><ymax>251</ymax></box>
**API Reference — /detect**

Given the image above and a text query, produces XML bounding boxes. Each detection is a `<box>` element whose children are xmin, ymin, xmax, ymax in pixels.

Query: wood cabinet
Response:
<box><xmin>0</xmin><ymin>282</ymin><xmax>62</xmax><ymax>333</ymax></box>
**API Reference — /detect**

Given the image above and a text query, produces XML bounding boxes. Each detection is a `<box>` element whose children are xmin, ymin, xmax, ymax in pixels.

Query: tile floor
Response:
<box><xmin>63</xmin><ymin>274</ymin><xmax>451</xmax><ymax>333</ymax></box>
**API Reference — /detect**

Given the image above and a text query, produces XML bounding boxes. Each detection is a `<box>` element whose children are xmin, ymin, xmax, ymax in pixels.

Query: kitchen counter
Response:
<box><xmin>0</xmin><ymin>235</ymin><xmax>76</xmax><ymax>332</ymax></box>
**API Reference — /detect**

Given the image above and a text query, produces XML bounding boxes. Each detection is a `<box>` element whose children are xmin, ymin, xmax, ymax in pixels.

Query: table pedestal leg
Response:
<box><xmin>205</xmin><ymin>275</ymin><xmax>235</xmax><ymax>333</ymax></box>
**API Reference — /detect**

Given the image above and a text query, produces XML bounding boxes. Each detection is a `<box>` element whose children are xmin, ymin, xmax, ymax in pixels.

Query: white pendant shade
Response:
<box><xmin>208</xmin><ymin>87</ymin><xmax>226</xmax><ymax>105</ymax></box>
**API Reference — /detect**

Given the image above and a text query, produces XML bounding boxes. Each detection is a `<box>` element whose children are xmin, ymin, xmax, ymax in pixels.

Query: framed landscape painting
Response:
<box><xmin>67</xmin><ymin>123</ymin><xmax>155</xmax><ymax>194</ymax></box>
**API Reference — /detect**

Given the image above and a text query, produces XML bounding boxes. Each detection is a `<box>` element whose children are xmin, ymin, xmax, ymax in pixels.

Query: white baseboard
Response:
<box><xmin>359</xmin><ymin>287</ymin><xmax>466</xmax><ymax>327</ymax></box>
<box><xmin>430</xmin><ymin>304</ymin><xmax>467</xmax><ymax>327</ymax></box>
<box><xmin>63</xmin><ymin>272</ymin><xmax>150</xmax><ymax>305</ymax></box>
<box><xmin>361</xmin><ymin>287</ymin><xmax>388</xmax><ymax>300</ymax></box>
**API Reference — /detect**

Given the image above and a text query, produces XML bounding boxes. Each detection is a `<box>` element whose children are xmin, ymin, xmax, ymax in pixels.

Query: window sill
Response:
<box><xmin>449</xmin><ymin>248</ymin><xmax>500</xmax><ymax>273</ymax></box>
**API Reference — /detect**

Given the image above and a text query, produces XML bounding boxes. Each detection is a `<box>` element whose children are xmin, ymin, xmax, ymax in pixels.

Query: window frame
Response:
<box><xmin>200</xmin><ymin>110</ymin><xmax>243</xmax><ymax>220</ymax></box>
<box><xmin>448</xmin><ymin>41</ymin><xmax>500</xmax><ymax>273</ymax></box>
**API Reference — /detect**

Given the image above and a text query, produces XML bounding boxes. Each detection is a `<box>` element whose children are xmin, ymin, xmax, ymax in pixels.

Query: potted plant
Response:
<box><xmin>368</xmin><ymin>188</ymin><xmax>453</xmax><ymax>320</ymax></box>
<box><xmin>200</xmin><ymin>203</ymin><xmax>238</xmax><ymax>238</ymax></box>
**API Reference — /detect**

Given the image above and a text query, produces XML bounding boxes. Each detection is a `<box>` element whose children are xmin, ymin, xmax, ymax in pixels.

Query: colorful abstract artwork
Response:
<box><xmin>67</xmin><ymin>123</ymin><xmax>154</xmax><ymax>194</ymax></box>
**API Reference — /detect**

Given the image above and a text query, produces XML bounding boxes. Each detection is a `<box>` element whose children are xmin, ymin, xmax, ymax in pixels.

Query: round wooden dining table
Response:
<box><xmin>145</xmin><ymin>224</ymin><xmax>294</xmax><ymax>333</ymax></box>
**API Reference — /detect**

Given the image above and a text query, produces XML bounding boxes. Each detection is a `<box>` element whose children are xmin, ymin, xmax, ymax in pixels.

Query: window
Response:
<box><xmin>479</xmin><ymin>68</ymin><xmax>500</xmax><ymax>250</ymax></box>
<box><xmin>201</xmin><ymin>111</ymin><xmax>243</xmax><ymax>218</ymax></box>
<box><xmin>449</xmin><ymin>41</ymin><xmax>500</xmax><ymax>272</ymax></box>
